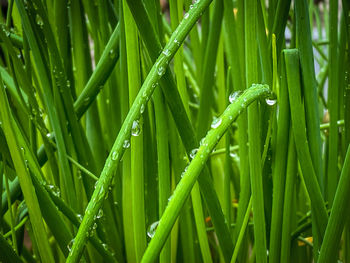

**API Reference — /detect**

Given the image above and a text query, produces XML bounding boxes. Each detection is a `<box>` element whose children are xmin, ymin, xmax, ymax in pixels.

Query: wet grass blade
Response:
<box><xmin>142</xmin><ymin>84</ymin><xmax>270</xmax><ymax>262</ymax></box>
<box><xmin>0</xmin><ymin>78</ymin><xmax>54</xmax><ymax>262</ymax></box>
<box><xmin>318</xmin><ymin>144</ymin><xmax>350</xmax><ymax>262</ymax></box>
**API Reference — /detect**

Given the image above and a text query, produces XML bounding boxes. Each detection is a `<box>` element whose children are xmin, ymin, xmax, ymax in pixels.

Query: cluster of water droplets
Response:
<box><xmin>162</xmin><ymin>49</ymin><xmax>170</xmax><ymax>57</ymax></box>
<box><xmin>47</xmin><ymin>184</ymin><xmax>61</xmax><ymax>197</ymax></box>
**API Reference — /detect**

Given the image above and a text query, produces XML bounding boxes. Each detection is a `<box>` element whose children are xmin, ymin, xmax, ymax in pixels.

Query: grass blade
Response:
<box><xmin>142</xmin><ymin>84</ymin><xmax>270</xmax><ymax>262</ymax></box>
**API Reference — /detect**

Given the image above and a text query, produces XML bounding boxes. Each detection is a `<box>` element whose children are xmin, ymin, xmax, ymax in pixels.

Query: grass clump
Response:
<box><xmin>0</xmin><ymin>0</ymin><xmax>349</xmax><ymax>262</ymax></box>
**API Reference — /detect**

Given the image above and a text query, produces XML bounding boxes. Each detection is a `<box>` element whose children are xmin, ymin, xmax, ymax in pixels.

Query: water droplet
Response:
<box><xmin>230</xmin><ymin>152</ymin><xmax>237</xmax><ymax>158</ymax></box>
<box><xmin>83</xmin><ymin>97</ymin><xmax>90</xmax><ymax>105</ymax></box>
<box><xmin>184</xmin><ymin>13</ymin><xmax>189</xmax><ymax>19</ymax></box>
<box><xmin>48</xmin><ymin>185</ymin><xmax>60</xmax><ymax>197</ymax></box>
<box><xmin>109</xmin><ymin>49</ymin><xmax>115</xmax><ymax>59</ymax></box>
<box><xmin>162</xmin><ymin>49</ymin><xmax>170</xmax><ymax>57</ymax></box>
<box><xmin>140</xmin><ymin>104</ymin><xmax>145</xmax><ymax>114</ymax></box>
<box><xmin>200</xmin><ymin>137</ymin><xmax>207</xmax><ymax>146</ymax></box>
<box><xmin>20</xmin><ymin>147</ymin><xmax>25</xmax><ymax>154</ymax></box>
<box><xmin>96</xmin><ymin>209</ymin><xmax>103</xmax><ymax>219</ymax></box>
<box><xmin>111</xmin><ymin>151</ymin><xmax>118</xmax><ymax>161</ymax></box>
<box><xmin>168</xmin><ymin>195</ymin><xmax>173</xmax><ymax>202</ymax></box>
<box><xmin>189</xmin><ymin>4</ymin><xmax>194</xmax><ymax>9</ymax></box>
<box><xmin>67</xmin><ymin>239</ymin><xmax>74</xmax><ymax>252</ymax></box>
<box><xmin>174</xmin><ymin>38</ymin><xmax>180</xmax><ymax>46</ymax></box>
<box><xmin>147</xmin><ymin>221</ymin><xmax>159</xmax><ymax>238</ymax></box>
<box><xmin>229</xmin><ymin>91</ymin><xmax>241</xmax><ymax>103</ymax></box>
<box><xmin>157</xmin><ymin>65</ymin><xmax>165</xmax><ymax>76</ymax></box>
<box><xmin>46</xmin><ymin>133</ymin><xmax>51</xmax><ymax>138</ymax></box>
<box><xmin>265</xmin><ymin>98</ymin><xmax>276</xmax><ymax>106</ymax></box>
<box><xmin>77</xmin><ymin>214</ymin><xmax>83</xmax><ymax>222</ymax></box>
<box><xmin>123</xmin><ymin>140</ymin><xmax>130</xmax><ymax>149</ymax></box>
<box><xmin>131</xmin><ymin>120</ymin><xmax>141</xmax><ymax>136</ymax></box>
<box><xmin>35</xmin><ymin>14</ymin><xmax>44</xmax><ymax>27</ymax></box>
<box><xmin>211</xmin><ymin>117</ymin><xmax>222</xmax><ymax>129</ymax></box>
<box><xmin>190</xmin><ymin>148</ymin><xmax>198</xmax><ymax>159</ymax></box>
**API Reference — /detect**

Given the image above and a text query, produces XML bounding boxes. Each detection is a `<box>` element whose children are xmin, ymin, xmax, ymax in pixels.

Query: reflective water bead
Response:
<box><xmin>123</xmin><ymin>139</ymin><xmax>130</xmax><ymax>149</ymax></box>
<box><xmin>111</xmin><ymin>151</ymin><xmax>118</xmax><ymax>161</ymax></box>
<box><xmin>190</xmin><ymin>148</ymin><xmax>198</xmax><ymax>159</ymax></box>
<box><xmin>211</xmin><ymin>117</ymin><xmax>222</xmax><ymax>129</ymax></box>
<box><xmin>131</xmin><ymin>120</ymin><xmax>141</xmax><ymax>136</ymax></box>
<box><xmin>147</xmin><ymin>221</ymin><xmax>159</xmax><ymax>238</ymax></box>
<box><xmin>265</xmin><ymin>98</ymin><xmax>277</xmax><ymax>106</ymax></box>
<box><xmin>140</xmin><ymin>104</ymin><xmax>145</xmax><ymax>114</ymax></box>
<box><xmin>229</xmin><ymin>91</ymin><xmax>241</xmax><ymax>103</ymax></box>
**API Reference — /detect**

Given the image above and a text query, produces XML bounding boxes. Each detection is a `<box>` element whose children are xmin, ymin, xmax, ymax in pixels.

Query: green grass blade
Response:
<box><xmin>230</xmin><ymin>197</ymin><xmax>252</xmax><ymax>263</ymax></box>
<box><xmin>0</xmin><ymin>233</ymin><xmax>23</xmax><ymax>263</ymax></box>
<box><xmin>318</xmin><ymin>144</ymin><xmax>350</xmax><ymax>263</ymax></box>
<box><xmin>126</xmin><ymin>1</ymin><xmax>234</xmax><ymax>259</ymax></box>
<box><xmin>0</xmin><ymin>79</ymin><xmax>54</xmax><ymax>262</ymax></box>
<box><xmin>280</xmin><ymin>134</ymin><xmax>297</xmax><ymax>263</ymax></box>
<box><xmin>141</xmin><ymin>84</ymin><xmax>270</xmax><ymax>262</ymax></box>
<box><xmin>245</xmin><ymin>1</ymin><xmax>267</xmax><ymax>262</ymax></box>
<box><xmin>14</xmin><ymin>0</ymin><xmax>77</xmax><ymax>209</ymax></box>
<box><xmin>269</xmin><ymin>48</ymin><xmax>291</xmax><ymax>263</ymax></box>
<box><xmin>326</xmin><ymin>0</ymin><xmax>339</xmax><ymax>204</ymax></box>
<box><xmin>123</xmin><ymin>1</ymin><xmax>147</xmax><ymax>260</ymax></box>
<box><xmin>295</xmin><ymin>0</ymin><xmax>324</xmax><ymax>190</ymax></box>
<box><xmin>196</xmin><ymin>0</ymin><xmax>223</xmax><ymax>138</ymax></box>
<box><xmin>284</xmin><ymin>49</ymin><xmax>328</xmax><ymax>250</ymax></box>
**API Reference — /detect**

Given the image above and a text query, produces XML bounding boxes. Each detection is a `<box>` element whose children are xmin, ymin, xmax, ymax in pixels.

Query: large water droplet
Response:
<box><xmin>111</xmin><ymin>151</ymin><xmax>118</xmax><ymax>161</ymax></box>
<box><xmin>131</xmin><ymin>120</ymin><xmax>141</xmax><ymax>136</ymax></box>
<box><xmin>147</xmin><ymin>221</ymin><xmax>159</xmax><ymax>238</ymax></box>
<box><xmin>123</xmin><ymin>140</ymin><xmax>130</xmax><ymax>149</ymax></box>
<box><xmin>229</xmin><ymin>91</ymin><xmax>241</xmax><ymax>103</ymax></box>
<box><xmin>190</xmin><ymin>148</ymin><xmax>198</xmax><ymax>159</ymax></box>
<box><xmin>265</xmin><ymin>98</ymin><xmax>277</xmax><ymax>106</ymax></box>
<box><xmin>211</xmin><ymin>117</ymin><xmax>222</xmax><ymax>129</ymax></box>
